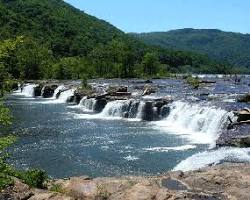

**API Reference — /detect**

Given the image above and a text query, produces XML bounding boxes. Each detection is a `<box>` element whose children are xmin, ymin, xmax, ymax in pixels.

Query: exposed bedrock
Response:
<box><xmin>3</xmin><ymin>164</ymin><xmax>250</xmax><ymax>200</ymax></box>
<box><xmin>217</xmin><ymin>107</ymin><xmax>250</xmax><ymax>147</ymax></box>
<box><xmin>217</xmin><ymin>135</ymin><xmax>250</xmax><ymax>148</ymax></box>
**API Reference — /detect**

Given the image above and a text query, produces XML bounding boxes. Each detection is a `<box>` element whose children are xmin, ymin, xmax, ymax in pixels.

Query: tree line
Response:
<box><xmin>1</xmin><ymin>36</ymin><xmax>236</xmax><ymax>82</ymax></box>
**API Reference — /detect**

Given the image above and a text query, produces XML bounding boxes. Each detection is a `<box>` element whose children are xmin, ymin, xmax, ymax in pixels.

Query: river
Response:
<box><xmin>3</xmin><ymin>75</ymin><xmax>250</xmax><ymax>178</ymax></box>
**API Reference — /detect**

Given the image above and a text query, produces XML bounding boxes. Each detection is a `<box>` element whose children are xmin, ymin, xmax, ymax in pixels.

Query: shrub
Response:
<box><xmin>186</xmin><ymin>75</ymin><xmax>200</xmax><ymax>89</ymax></box>
<box><xmin>0</xmin><ymin>136</ymin><xmax>48</xmax><ymax>189</ymax></box>
<box><xmin>16</xmin><ymin>169</ymin><xmax>48</xmax><ymax>189</ymax></box>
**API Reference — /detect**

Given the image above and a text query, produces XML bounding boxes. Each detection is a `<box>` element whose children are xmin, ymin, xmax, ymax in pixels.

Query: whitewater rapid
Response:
<box><xmin>153</xmin><ymin>101</ymin><xmax>231</xmax><ymax>147</ymax></box>
<box><xmin>13</xmin><ymin>83</ymin><xmax>250</xmax><ymax>172</ymax></box>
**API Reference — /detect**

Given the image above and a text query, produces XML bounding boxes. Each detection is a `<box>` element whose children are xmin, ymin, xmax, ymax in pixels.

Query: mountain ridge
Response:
<box><xmin>131</xmin><ymin>28</ymin><xmax>250</xmax><ymax>68</ymax></box>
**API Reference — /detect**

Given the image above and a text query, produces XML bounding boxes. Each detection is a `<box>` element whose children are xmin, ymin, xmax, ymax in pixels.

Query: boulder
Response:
<box><xmin>73</xmin><ymin>91</ymin><xmax>84</xmax><ymax>104</ymax></box>
<box><xmin>93</xmin><ymin>99</ymin><xmax>107</xmax><ymax>113</ymax></box>
<box><xmin>142</xmin><ymin>85</ymin><xmax>156</xmax><ymax>96</ymax></box>
<box><xmin>66</xmin><ymin>95</ymin><xmax>75</xmax><ymax>103</ymax></box>
<box><xmin>237</xmin><ymin>93</ymin><xmax>250</xmax><ymax>103</ymax></box>
<box><xmin>218</xmin><ymin>136</ymin><xmax>250</xmax><ymax>147</ymax></box>
<box><xmin>235</xmin><ymin>108</ymin><xmax>250</xmax><ymax>122</ymax></box>
<box><xmin>34</xmin><ymin>85</ymin><xmax>43</xmax><ymax>97</ymax></box>
<box><xmin>160</xmin><ymin>105</ymin><xmax>171</xmax><ymax>118</ymax></box>
<box><xmin>141</xmin><ymin>101</ymin><xmax>154</xmax><ymax>121</ymax></box>
<box><xmin>42</xmin><ymin>85</ymin><xmax>58</xmax><ymax>98</ymax></box>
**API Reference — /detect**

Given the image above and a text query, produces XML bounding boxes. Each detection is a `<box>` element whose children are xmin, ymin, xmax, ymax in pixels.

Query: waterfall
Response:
<box><xmin>99</xmin><ymin>100</ymin><xmax>133</xmax><ymax>118</ymax></box>
<box><xmin>56</xmin><ymin>88</ymin><xmax>75</xmax><ymax>103</ymax></box>
<box><xmin>20</xmin><ymin>84</ymin><xmax>37</xmax><ymax>97</ymax></box>
<box><xmin>79</xmin><ymin>97</ymin><xmax>97</xmax><ymax>111</ymax></box>
<box><xmin>154</xmin><ymin>101</ymin><xmax>230</xmax><ymax>146</ymax></box>
<box><xmin>53</xmin><ymin>85</ymin><xmax>66</xmax><ymax>99</ymax></box>
<box><xmin>136</xmin><ymin>101</ymin><xmax>145</xmax><ymax>119</ymax></box>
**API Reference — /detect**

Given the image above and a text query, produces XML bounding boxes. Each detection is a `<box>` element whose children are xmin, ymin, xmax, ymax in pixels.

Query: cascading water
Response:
<box><xmin>55</xmin><ymin>88</ymin><xmax>75</xmax><ymax>103</ymax></box>
<box><xmin>99</xmin><ymin>100</ymin><xmax>132</xmax><ymax>118</ymax></box>
<box><xmin>136</xmin><ymin>101</ymin><xmax>145</xmax><ymax>119</ymax></box>
<box><xmin>79</xmin><ymin>97</ymin><xmax>97</xmax><ymax>111</ymax></box>
<box><xmin>20</xmin><ymin>84</ymin><xmax>37</xmax><ymax>97</ymax></box>
<box><xmin>53</xmin><ymin>85</ymin><xmax>66</xmax><ymax>99</ymax></box>
<box><xmin>98</xmin><ymin>99</ymin><xmax>144</xmax><ymax>119</ymax></box>
<box><xmin>154</xmin><ymin>101</ymin><xmax>230</xmax><ymax>146</ymax></box>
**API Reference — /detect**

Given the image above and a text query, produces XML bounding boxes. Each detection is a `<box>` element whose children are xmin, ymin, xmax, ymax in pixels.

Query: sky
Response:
<box><xmin>64</xmin><ymin>0</ymin><xmax>250</xmax><ymax>34</ymax></box>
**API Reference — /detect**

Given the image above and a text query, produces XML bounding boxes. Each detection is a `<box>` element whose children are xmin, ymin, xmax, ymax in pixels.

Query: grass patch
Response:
<box><xmin>50</xmin><ymin>183</ymin><xmax>64</xmax><ymax>193</ymax></box>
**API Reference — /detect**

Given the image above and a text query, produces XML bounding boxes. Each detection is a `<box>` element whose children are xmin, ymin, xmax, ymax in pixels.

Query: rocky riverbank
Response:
<box><xmin>1</xmin><ymin>163</ymin><xmax>250</xmax><ymax>200</ymax></box>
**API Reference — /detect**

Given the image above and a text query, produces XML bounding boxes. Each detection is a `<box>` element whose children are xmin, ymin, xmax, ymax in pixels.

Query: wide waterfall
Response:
<box><xmin>154</xmin><ymin>101</ymin><xmax>230</xmax><ymax>146</ymax></box>
<box><xmin>99</xmin><ymin>100</ymin><xmax>141</xmax><ymax>119</ymax></box>
<box><xmin>20</xmin><ymin>84</ymin><xmax>38</xmax><ymax>97</ymax></box>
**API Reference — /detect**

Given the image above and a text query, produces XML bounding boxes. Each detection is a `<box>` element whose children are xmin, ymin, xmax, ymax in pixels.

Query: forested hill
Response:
<box><xmin>0</xmin><ymin>1</ymin><xmax>242</xmax><ymax>81</ymax></box>
<box><xmin>131</xmin><ymin>29</ymin><xmax>250</xmax><ymax>69</ymax></box>
<box><xmin>0</xmin><ymin>0</ymin><xmax>126</xmax><ymax>57</ymax></box>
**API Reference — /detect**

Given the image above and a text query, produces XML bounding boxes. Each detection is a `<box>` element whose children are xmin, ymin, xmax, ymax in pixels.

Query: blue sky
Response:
<box><xmin>64</xmin><ymin>0</ymin><xmax>249</xmax><ymax>33</ymax></box>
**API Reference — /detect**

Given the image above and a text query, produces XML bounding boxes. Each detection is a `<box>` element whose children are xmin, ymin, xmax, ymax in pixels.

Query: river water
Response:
<box><xmin>3</xmin><ymin>75</ymin><xmax>250</xmax><ymax>178</ymax></box>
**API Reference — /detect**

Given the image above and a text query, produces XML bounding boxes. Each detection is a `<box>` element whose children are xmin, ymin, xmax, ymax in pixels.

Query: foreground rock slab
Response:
<box><xmin>2</xmin><ymin>164</ymin><xmax>250</xmax><ymax>200</ymax></box>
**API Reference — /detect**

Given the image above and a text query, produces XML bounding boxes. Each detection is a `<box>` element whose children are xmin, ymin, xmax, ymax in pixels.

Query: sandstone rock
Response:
<box><xmin>3</xmin><ymin>163</ymin><xmax>250</xmax><ymax>199</ymax></box>
<box><xmin>30</xmin><ymin>190</ymin><xmax>73</xmax><ymax>200</ymax></box>
<box><xmin>61</xmin><ymin>177</ymin><xmax>98</xmax><ymax>199</ymax></box>
<box><xmin>142</xmin><ymin>85</ymin><xmax>156</xmax><ymax>96</ymax></box>
<box><xmin>218</xmin><ymin>135</ymin><xmax>250</xmax><ymax>147</ymax></box>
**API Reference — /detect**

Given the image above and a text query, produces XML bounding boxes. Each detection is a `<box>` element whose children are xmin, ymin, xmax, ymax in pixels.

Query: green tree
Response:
<box><xmin>142</xmin><ymin>52</ymin><xmax>160</xmax><ymax>76</ymax></box>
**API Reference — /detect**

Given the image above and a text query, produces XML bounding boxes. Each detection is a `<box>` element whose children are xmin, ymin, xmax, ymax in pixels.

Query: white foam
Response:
<box><xmin>143</xmin><ymin>145</ymin><xmax>196</xmax><ymax>152</ymax></box>
<box><xmin>124</xmin><ymin>155</ymin><xmax>139</xmax><ymax>161</ymax></box>
<box><xmin>41</xmin><ymin>88</ymin><xmax>75</xmax><ymax>104</ymax></box>
<box><xmin>52</xmin><ymin>85</ymin><xmax>66</xmax><ymax>99</ymax></box>
<box><xmin>99</xmin><ymin>100</ymin><xmax>130</xmax><ymax>118</ymax></box>
<box><xmin>173</xmin><ymin>147</ymin><xmax>250</xmax><ymax>172</ymax></box>
<box><xmin>79</xmin><ymin>97</ymin><xmax>96</xmax><ymax>111</ymax></box>
<box><xmin>14</xmin><ymin>84</ymin><xmax>37</xmax><ymax>97</ymax></box>
<box><xmin>153</xmin><ymin>101</ymin><xmax>230</xmax><ymax>146</ymax></box>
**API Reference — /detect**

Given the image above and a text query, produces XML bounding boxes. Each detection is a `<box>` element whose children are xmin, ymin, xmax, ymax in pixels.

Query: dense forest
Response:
<box><xmin>132</xmin><ymin>29</ymin><xmax>250</xmax><ymax>72</ymax></box>
<box><xmin>0</xmin><ymin>0</ymin><xmax>244</xmax><ymax>83</ymax></box>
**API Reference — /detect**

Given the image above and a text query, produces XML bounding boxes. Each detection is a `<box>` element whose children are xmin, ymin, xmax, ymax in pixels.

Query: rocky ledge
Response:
<box><xmin>1</xmin><ymin>164</ymin><xmax>250</xmax><ymax>200</ymax></box>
